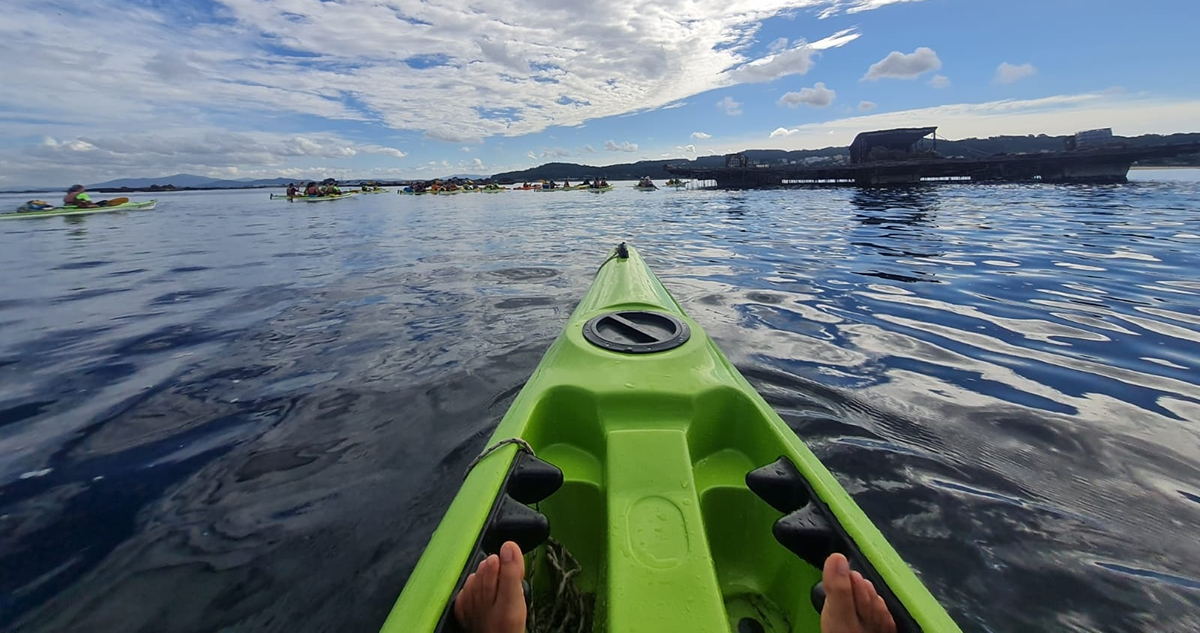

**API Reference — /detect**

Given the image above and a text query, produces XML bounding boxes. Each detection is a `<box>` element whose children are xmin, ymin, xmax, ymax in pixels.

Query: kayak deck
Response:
<box><xmin>1</xmin><ymin>200</ymin><xmax>157</xmax><ymax>219</ymax></box>
<box><xmin>383</xmin><ymin>244</ymin><xmax>957</xmax><ymax>633</ymax></box>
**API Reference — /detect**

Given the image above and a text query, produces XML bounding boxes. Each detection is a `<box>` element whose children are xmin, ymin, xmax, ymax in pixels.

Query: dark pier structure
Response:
<box><xmin>665</xmin><ymin>127</ymin><xmax>1200</xmax><ymax>188</ymax></box>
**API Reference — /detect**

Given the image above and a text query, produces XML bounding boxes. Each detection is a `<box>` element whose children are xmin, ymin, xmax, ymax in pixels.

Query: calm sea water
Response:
<box><xmin>2</xmin><ymin>173</ymin><xmax>1199</xmax><ymax>632</ymax></box>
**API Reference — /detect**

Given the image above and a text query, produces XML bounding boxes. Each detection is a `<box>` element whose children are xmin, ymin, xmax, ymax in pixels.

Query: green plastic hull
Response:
<box><xmin>382</xmin><ymin>245</ymin><xmax>958</xmax><ymax>633</ymax></box>
<box><xmin>1</xmin><ymin>200</ymin><xmax>157</xmax><ymax>220</ymax></box>
<box><xmin>302</xmin><ymin>193</ymin><xmax>357</xmax><ymax>202</ymax></box>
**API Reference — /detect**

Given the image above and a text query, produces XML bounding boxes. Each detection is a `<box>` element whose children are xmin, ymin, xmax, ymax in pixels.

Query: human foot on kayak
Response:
<box><xmin>822</xmin><ymin>552</ymin><xmax>897</xmax><ymax>633</ymax></box>
<box><xmin>453</xmin><ymin>540</ymin><xmax>526</xmax><ymax>633</ymax></box>
<box><xmin>453</xmin><ymin>544</ymin><xmax>894</xmax><ymax>633</ymax></box>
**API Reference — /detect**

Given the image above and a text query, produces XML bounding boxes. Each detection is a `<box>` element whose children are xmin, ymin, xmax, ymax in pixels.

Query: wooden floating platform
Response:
<box><xmin>665</xmin><ymin>128</ymin><xmax>1200</xmax><ymax>188</ymax></box>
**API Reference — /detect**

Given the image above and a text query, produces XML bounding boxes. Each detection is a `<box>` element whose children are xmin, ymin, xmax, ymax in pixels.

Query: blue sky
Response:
<box><xmin>1</xmin><ymin>0</ymin><xmax>1197</xmax><ymax>186</ymax></box>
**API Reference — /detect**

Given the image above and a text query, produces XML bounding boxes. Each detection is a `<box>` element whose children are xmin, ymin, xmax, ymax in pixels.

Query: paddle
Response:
<box><xmin>98</xmin><ymin>197</ymin><xmax>129</xmax><ymax>207</ymax></box>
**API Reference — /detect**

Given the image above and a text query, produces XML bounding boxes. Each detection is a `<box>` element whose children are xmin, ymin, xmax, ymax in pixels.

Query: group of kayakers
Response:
<box><xmin>285</xmin><ymin>181</ymin><xmax>344</xmax><ymax>197</ymax></box>
<box><xmin>400</xmin><ymin>179</ymin><xmax>508</xmax><ymax>193</ymax></box>
<box><xmin>637</xmin><ymin>177</ymin><xmax>656</xmax><ymax>188</ymax></box>
<box><xmin>518</xmin><ymin>179</ymin><xmax>611</xmax><ymax>190</ymax></box>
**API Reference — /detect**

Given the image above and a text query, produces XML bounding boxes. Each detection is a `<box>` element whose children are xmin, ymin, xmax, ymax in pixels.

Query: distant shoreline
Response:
<box><xmin>1130</xmin><ymin>165</ymin><xmax>1200</xmax><ymax>170</ymax></box>
<box><xmin>0</xmin><ymin>183</ymin><xmax>411</xmax><ymax>195</ymax></box>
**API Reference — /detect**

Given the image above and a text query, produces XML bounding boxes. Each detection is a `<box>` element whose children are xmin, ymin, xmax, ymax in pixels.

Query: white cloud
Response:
<box><xmin>683</xmin><ymin>144</ymin><xmax>697</xmax><ymax>153</ymax></box>
<box><xmin>768</xmin><ymin>37</ymin><xmax>789</xmax><ymax>53</ymax></box>
<box><xmin>361</xmin><ymin>145</ymin><xmax>407</xmax><ymax>159</ymax></box>
<box><xmin>460</xmin><ymin>146</ymin><xmax>472</xmax><ymax>152</ymax></box>
<box><xmin>995</xmin><ymin>62</ymin><xmax>1037</xmax><ymax>84</ymax></box>
<box><xmin>929</xmin><ymin>74</ymin><xmax>951</xmax><ymax>88</ymax></box>
<box><xmin>863</xmin><ymin>47</ymin><xmax>941</xmax><ymax>80</ymax></box>
<box><xmin>583</xmin><ymin>144</ymin><xmax>596</xmax><ymax>153</ymax></box>
<box><xmin>858</xmin><ymin>100</ymin><xmax>877</xmax><ymax>112</ymax></box>
<box><xmin>0</xmin><ymin>0</ymin><xmax>930</xmax><ymax>184</ymax></box>
<box><xmin>1</xmin><ymin>131</ymin><xmax>409</xmax><ymax>186</ymax></box>
<box><xmin>472</xmin><ymin>157</ymin><xmax>485</xmax><ymax>170</ymax></box>
<box><xmin>717</xmin><ymin>96</ymin><xmax>743</xmax><ymax>116</ymax></box>
<box><xmin>540</xmin><ymin>147</ymin><xmax>572</xmax><ymax>158</ymax></box>
<box><xmin>778</xmin><ymin>82</ymin><xmax>836</xmax><ymax>108</ymax></box>
<box><xmin>605</xmin><ymin>140</ymin><xmax>638</xmax><ymax>152</ymax></box>
<box><xmin>769</xmin><ymin>127</ymin><xmax>797</xmax><ymax>139</ymax></box>
<box><xmin>690</xmin><ymin>131</ymin><xmax>712</xmax><ymax>140</ymax></box>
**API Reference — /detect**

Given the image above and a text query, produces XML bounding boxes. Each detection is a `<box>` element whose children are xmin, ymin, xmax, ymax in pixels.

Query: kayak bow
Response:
<box><xmin>382</xmin><ymin>244</ymin><xmax>958</xmax><ymax>633</ymax></box>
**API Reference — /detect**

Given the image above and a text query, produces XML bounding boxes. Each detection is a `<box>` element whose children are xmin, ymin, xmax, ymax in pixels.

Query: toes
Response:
<box><xmin>479</xmin><ymin>554</ymin><xmax>501</xmax><ymax>608</ymax></box>
<box><xmin>852</xmin><ymin>572</ymin><xmax>877</xmax><ymax>623</ymax></box>
<box><xmin>496</xmin><ymin>541</ymin><xmax>528</xmax><ymax>633</ymax></box>
<box><xmin>874</xmin><ymin>595</ymin><xmax>897</xmax><ymax>633</ymax></box>
<box><xmin>458</xmin><ymin>572</ymin><xmax>478</xmax><ymax>627</ymax></box>
<box><xmin>821</xmin><ymin>553</ymin><xmax>858</xmax><ymax>629</ymax></box>
<box><xmin>453</xmin><ymin>583</ymin><xmax>467</xmax><ymax>627</ymax></box>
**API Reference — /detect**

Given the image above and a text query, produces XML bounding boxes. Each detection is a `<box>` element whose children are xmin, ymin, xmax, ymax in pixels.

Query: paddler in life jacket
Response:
<box><xmin>64</xmin><ymin>184</ymin><xmax>98</xmax><ymax>207</ymax></box>
<box><xmin>286</xmin><ymin>184</ymin><xmax>299</xmax><ymax>198</ymax></box>
<box><xmin>305</xmin><ymin>182</ymin><xmax>321</xmax><ymax>196</ymax></box>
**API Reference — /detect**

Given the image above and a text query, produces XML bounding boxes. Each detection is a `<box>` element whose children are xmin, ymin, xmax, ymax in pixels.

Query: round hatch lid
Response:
<box><xmin>583</xmin><ymin>311</ymin><xmax>690</xmax><ymax>353</ymax></box>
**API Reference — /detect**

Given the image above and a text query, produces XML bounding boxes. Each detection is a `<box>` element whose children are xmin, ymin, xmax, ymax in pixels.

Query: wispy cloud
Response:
<box><xmin>822</xmin><ymin>0</ymin><xmax>940</xmax><ymax>17</ymax></box>
<box><xmin>691</xmin><ymin>131</ymin><xmax>712</xmax><ymax>140</ymax></box>
<box><xmin>717</xmin><ymin>96</ymin><xmax>744</xmax><ymax>116</ymax></box>
<box><xmin>728</xmin><ymin>29</ymin><xmax>860</xmax><ymax>83</ymax></box>
<box><xmin>929</xmin><ymin>74</ymin><xmax>951</xmax><ymax>88</ymax></box>
<box><xmin>994</xmin><ymin>62</ymin><xmax>1037</xmax><ymax>84</ymax></box>
<box><xmin>858</xmin><ymin>100</ymin><xmax>878</xmax><ymax>112</ymax></box>
<box><xmin>605</xmin><ymin>140</ymin><xmax>639</xmax><ymax>152</ymax></box>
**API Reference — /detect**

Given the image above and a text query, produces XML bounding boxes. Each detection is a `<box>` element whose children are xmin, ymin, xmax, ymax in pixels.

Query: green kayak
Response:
<box><xmin>382</xmin><ymin>244</ymin><xmax>958</xmax><ymax>633</ymax></box>
<box><xmin>586</xmin><ymin>186</ymin><xmax>614</xmax><ymax>192</ymax></box>
<box><xmin>271</xmin><ymin>193</ymin><xmax>357</xmax><ymax>201</ymax></box>
<box><xmin>303</xmin><ymin>193</ymin><xmax>357</xmax><ymax>202</ymax></box>
<box><xmin>0</xmin><ymin>200</ymin><xmax>157</xmax><ymax>220</ymax></box>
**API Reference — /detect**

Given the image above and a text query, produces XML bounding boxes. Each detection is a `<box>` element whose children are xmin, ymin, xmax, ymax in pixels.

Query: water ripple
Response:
<box><xmin>1</xmin><ymin>180</ymin><xmax>1198</xmax><ymax>631</ymax></box>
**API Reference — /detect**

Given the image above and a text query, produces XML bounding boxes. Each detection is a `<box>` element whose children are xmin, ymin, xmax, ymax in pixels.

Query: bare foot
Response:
<box><xmin>821</xmin><ymin>553</ymin><xmax>897</xmax><ymax>633</ymax></box>
<box><xmin>453</xmin><ymin>541</ymin><xmax>527</xmax><ymax>633</ymax></box>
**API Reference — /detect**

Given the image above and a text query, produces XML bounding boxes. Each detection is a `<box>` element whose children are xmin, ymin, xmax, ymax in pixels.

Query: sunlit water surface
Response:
<box><xmin>2</xmin><ymin>173</ymin><xmax>1199</xmax><ymax>632</ymax></box>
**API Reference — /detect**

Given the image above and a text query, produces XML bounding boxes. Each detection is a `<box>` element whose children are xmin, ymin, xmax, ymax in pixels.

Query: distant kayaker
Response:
<box><xmin>305</xmin><ymin>182</ymin><xmax>321</xmax><ymax>196</ymax></box>
<box><xmin>63</xmin><ymin>184</ymin><xmax>99</xmax><ymax>207</ymax></box>
<box><xmin>453</xmin><ymin>543</ymin><xmax>896</xmax><ymax>633</ymax></box>
<box><xmin>563</xmin><ymin>179</ymin><xmax>571</xmax><ymax>188</ymax></box>
<box><xmin>286</xmin><ymin>183</ymin><xmax>299</xmax><ymax>197</ymax></box>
